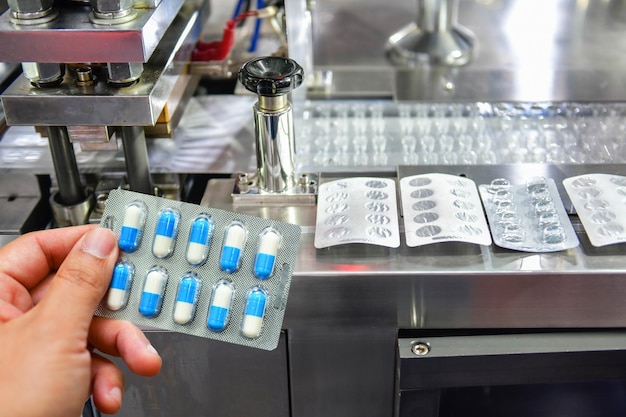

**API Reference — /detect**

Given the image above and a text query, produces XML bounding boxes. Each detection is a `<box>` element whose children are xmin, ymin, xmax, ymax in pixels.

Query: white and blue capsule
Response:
<box><xmin>152</xmin><ymin>208</ymin><xmax>180</xmax><ymax>259</ymax></box>
<box><xmin>186</xmin><ymin>214</ymin><xmax>214</xmax><ymax>266</ymax></box>
<box><xmin>253</xmin><ymin>227</ymin><xmax>282</xmax><ymax>280</ymax></box>
<box><xmin>105</xmin><ymin>260</ymin><xmax>134</xmax><ymax>311</ymax></box>
<box><xmin>118</xmin><ymin>201</ymin><xmax>147</xmax><ymax>253</ymax></box>
<box><xmin>241</xmin><ymin>286</ymin><xmax>268</xmax><ymax>339</ymax></box>
<box><xmin>173</xmin><ymin>273</ymin><xmax>201</xmax><ymax>325</ymax></box>
<box><xmin>207</xmin><ymin>280</ymin><xmax>235</xmax><ymax>332</ymax></box>
<box><xmin>139</xmin><ymin>267</ymin><xmax>168</xmax><ymax>318</ymax></box>
<box><xmin>219</xmin><ymin>221</ymin><xmax>247</xmax><ymax>273</ymax></box>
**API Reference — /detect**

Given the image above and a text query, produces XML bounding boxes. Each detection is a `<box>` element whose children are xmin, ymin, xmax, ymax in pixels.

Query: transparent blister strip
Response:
<box><xmin>400</xmin><ymin>173</ymin><xmax>492</xmax><ymax>247</ymax></box>
<box><xmin>95</xmin><ymin>189</ymin><xmax>301</xmax><ymax>351</ymax></box>
<box><xmin>314</xmin><ymin>177</ymin><xmax>400</xmax><ymax>248</ymax></box>
<box><xmin>479</xmin><ymin>177</ymin><xmax>579</xmax><ymax>252</ymax></box>
<box><xmin>563</xmin><ymin>173</ymin><xmax>626</xmax><ymax>247</ymax></box>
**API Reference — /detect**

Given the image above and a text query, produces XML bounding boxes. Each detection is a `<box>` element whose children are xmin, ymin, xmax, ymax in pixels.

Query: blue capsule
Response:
<box><xmin>173</xmin><ymin>273</ymin><xmax>201</xmax><ymax>325</ymax></box>
<box><xmin>207</xmin><ymin>280</ymin><xmax>235</xmax><ymax>332</ymax></box>
<box><xmin>186</xmin><ymin>214</ymin><xmax>214</xmax><ymax>266</ymax></box>
<box><xmin>220</xmin><ymin>221</ymin><xmax>247</xmax><ymax>273</ymax></box>
<box><xmin>119</xmin><ymin>201</ymin><xmax>147</xmax><ymax>253</ymax></box>
<box><xmin>253</xmin><ymin>228</ymin><xmax>282</xmax><ymax>280</ymax></box>
<box><xmin>139</xmin><ymin>267</ymin><xmax>168</xmax><ymax>318</ymax></box>
<box><xmin>241</xmin><ymin>287</ymin><xmax>268</xmax><ymax>339</ymax></box>
<box><xmin>152</xmin><ymin>208</ymin><xmax>180</xmax><ymax>259</ymax></box>
<box><xmin>105</xmin><ymin>261</ymin><xmax>134</xmax><ymax>311</ymax></box>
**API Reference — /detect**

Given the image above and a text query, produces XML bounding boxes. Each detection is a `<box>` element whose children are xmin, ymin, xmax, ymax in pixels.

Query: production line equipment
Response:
<box><xmin>3</xmin><ymin>1</ymin><xmax>626</xmax><ymax>417</ymax></box>
<box><xmin>0</xmin><ymin>0</ymin><xmax>209</xmax><ymax>227</ymax></box>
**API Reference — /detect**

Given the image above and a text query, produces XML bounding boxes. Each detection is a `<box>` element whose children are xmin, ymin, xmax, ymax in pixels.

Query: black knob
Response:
<box><xmin>238</xmin><ymin>56</ymin><xmax>303</xmax><ymax>96</ymax></box>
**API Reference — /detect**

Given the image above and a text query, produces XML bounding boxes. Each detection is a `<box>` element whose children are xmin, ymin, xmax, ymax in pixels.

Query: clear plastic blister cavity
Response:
<box><xmin>399</xmin><ymin>173</ymin><xmax>492</xmax><ymax>247</ymax></box>
<box><xmin>563</xmin><ymin>173</ymin><xmax>626</xmax><ymax>247</ymax></box>
<box><xmin>314</xmin><ymin>177</ymin><xmax>400</xmax><ymax>248</ymax></box>
<box><xmin>479</xmin><ymin>177</ymin><xmax>579</xmax><ymax>252</ymax></box>
<box><xmin>96</xmin><ymin>189</ymin><xmax>302</xmax><ymax>351</ymax></box>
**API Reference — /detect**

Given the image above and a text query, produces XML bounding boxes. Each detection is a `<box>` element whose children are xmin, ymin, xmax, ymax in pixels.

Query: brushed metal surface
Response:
<box><xmin>0</xmin><ymin>173</ymin><xmax>49</xmax><ymax>235</ymax></box>
<box><xmin>1</xmin><ymin>2</ymin><xmax>203</xmax><ymax>127</ymax></box>
<box><xmin>0</xmin><ymin>0</ymin><xmax>184</xmax><ymax>63</ymax></box>
<box><xmin>302</xmin><ymin>0</ymin><xmax>626</xmax><ymax>101</ymax></box>
<box><xmin>398</xmin><ymin>333</ymin><xmax>626</xmax><ymax>389</ymax></box>
<box><xmin>105</xmin><ymin>331</ymin><xmax>290</xmax><ymax>417</ymax></box>
<box><xmin>198</xmin><ymin>172</ymin><xmax>626</xmax><ymax>417</ymax></box>
<box><xmin>202</xmin><ymin>172</ymin><xmax>626</xmax><ymax>331</ymax></box>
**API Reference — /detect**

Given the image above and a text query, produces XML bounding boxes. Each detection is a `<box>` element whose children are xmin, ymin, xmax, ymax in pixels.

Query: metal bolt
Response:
<box><xmin>410</xmin><ymin>341</ymin><xmax>431</xmax><ymax>356</ymax></box>
<box><xmin>94</xmin><ymin>193</ymin><xmax>109</xmax><ymax>214</ymax></box>
<box><xmin>107</xmin><ymin>62</ymin><xmax>143</xmax><ymax>87</ymax></box>
<box><xmin>22</xmin><ymin>62</ymin><xmax>65</xmax><ymax>88</ymax></box>
<box><xmin>8</xmin><ymin>0</ymin><xmax>53</xmax><ymax>16</ymax></box>
<box><xmin>237</xmin><ymin>173</ymin><xmax>250</xmax><ymax>193</ymax></box>
<box><xmin>90</xmin><ymin>0</ymin><xmax>133</xmax><ymax>17</ymax></box>
<box><xmin>237</xmin><ymin>172</ymin><xmax>249</xmax><ymax>183</ymax></box>
<box><xmin>75</xmin><ymin>66</ymin><xmax>95</xmax><ymax>86</ymax></box>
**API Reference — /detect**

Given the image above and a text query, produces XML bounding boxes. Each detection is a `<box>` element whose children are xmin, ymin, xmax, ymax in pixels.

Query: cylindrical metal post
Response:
<box><xmin>46</xmin><ymin>126</ymin><xmax>85</xmax><ymax>206</ymax></box>
<box><xmin>120</xmin><ymin>126</ymin><xmax>154</xmax><ymax>195</ymax></box>
<box><xmin>417</xmin><ymin>0</ymin><xmax>456</xmax><ymax>33</ymax></box>
<box><xmin>238</xmin><ymin>57</ymin><xmax>304</xmax><ymax>194</ymax></box>
<box><xmin>253</xmin><ymin>103</ymin><xmax>296</xmax><ymax>192</ymax></box>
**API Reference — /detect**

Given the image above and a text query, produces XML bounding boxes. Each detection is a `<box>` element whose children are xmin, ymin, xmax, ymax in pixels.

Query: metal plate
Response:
<box><xmin>0</xmin><ymin>1</ymin><xmax>185</xmax><ymax>63</ymax></box>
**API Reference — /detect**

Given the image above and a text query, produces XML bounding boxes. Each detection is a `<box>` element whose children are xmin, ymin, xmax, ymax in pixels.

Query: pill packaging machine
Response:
<box><xmin>3</xmin><ymin>1</ymin><xmax>626</xmax><ymax>417</ymax></box>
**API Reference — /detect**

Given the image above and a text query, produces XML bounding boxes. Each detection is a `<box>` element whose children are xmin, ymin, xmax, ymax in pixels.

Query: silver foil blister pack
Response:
<box><xmin>563</xmin><ymin>173</ymin><xmax>626</xmax><ymax>247</ymax></box>
<box><xmin>479</xmin><ymin>177</ymin><xmax>578</xmax><ymax>252</ymax></box>
<box><xmin>400</xmin><ymin>173</ymin><xmax>492</xmax><ymax>247</ymax></box>
<box><xmin>314</xmin><ymin>177</ymin><xmax>400</xmax><ymax>248</ymax></box>
<box><xmin>95</xmin><ymin>189</ymin><xmax>301</xmax><ymax>351</ymax></box>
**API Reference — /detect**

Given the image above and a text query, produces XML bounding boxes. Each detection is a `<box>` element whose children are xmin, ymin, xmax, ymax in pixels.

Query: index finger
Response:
<box><xmin>0</xmin><ymin>225</ymin><xmax>96</xmax><ymax>290</ymax></box>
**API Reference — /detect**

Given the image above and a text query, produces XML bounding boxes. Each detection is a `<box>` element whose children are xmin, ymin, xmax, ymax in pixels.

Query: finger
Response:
<box><xmin>0</xmin><ymin>272</ymin><xmax>33</xmax><ymax>314</ymax></box>
<box><xmin>0</xmin><ymin>225</ymin><xmax>95</xmax><ymax>290</ymax></box>
<box><xmin>36</xmin><ymin>227</ymin><xmax>118</xmax><ymax>332</ymax></box>
<box><xmin>91</xmin><ymin>352</ymin><xmax>124</xmax><ymax>415</ymax></box>
<box><xmin>28</xmin><ymin>273</ymin><xmax>54</xmax><ymax>306</ymax></box>
<box><xmin>88</xmin><ymin>317</ymin><xmax>162</xmax><ymax>377</ymax></box>
<box><xmin>0</xmin><ymin>298</ymin><xmax>25</xmax><ymax>322</ymax></box>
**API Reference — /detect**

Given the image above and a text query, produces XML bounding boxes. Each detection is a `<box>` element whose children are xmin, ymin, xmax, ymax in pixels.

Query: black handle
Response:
<box><xmin>238</xmin><ymin>56</ymin><xmax>303</xmax><ymax>96</ymax></box>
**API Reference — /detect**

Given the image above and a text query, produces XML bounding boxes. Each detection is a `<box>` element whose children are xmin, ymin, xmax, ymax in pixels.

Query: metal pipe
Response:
<box><xmin>46</xmin><ymin>126</ymin><xmax>85</xmax><ymax>206</ymax></box>
<box><xmin>120</xmin><ymin>126</ymin><xmax>154</xmax><ymax>195</ymax></box>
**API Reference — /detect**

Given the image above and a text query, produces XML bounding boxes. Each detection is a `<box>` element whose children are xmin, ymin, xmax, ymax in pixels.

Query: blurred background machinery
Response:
<box><xmin>4</xmin><ymin>1</ymin><xmax>626</xmax><ymax>416</ymax></box>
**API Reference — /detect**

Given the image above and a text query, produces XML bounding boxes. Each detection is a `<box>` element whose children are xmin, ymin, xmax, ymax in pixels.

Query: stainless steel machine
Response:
<box><xmin>4</xmin><ymin>1</ymin><xmax>626</xmax><ymax>416</ymax></box>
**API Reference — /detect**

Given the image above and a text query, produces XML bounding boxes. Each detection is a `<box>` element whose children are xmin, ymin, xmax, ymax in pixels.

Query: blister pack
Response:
<box><xmin>314</xmin><ymin>177</ymin><xmax>400</xmax><ymax>248</ymax></box>
<box><xmin>96</xmin><ymin>189</ymin><xmax>301</xmax><ymax>351</ymax></box>
<box><xmin>479</xmin><ymin>177</ymin><xmax>578</xmax><ymax>252</ymax></box>
<box><xmin>399</xmin><ymin>173</ymin><xmax>492</xmax><ymax>247</ymax></box>
<box><xmin>563</xmin><ymin>173</ymin><xmax>626</xmax><ymax>247</ymax></box>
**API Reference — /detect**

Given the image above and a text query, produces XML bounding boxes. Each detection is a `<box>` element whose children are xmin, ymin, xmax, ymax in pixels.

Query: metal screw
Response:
<box><xmin>410</xmin><ymin>341</ymin><xmax>430</xmax><ymax>356</ymax></box>
<box><xmin>75</xmin><ymin>66</ymin><xmax>95</xmax><ymax>87</ymax></box>
<box><xmin>237</xmin><ymin>172</ymin><xmax>250</xmax><ymax>193</ymax></box>
<box><xmin>94</xmin><ymin>193</ymin><xmax>108</xmax><ymax>214</ymax></box>
<box><xmin>237</xmin><ymin>172</ymin><xmax>249</xmax><ymax>183</ymax></box>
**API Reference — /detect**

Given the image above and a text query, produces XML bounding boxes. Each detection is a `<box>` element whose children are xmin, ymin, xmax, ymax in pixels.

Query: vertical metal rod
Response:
<box><xmin>46</xmin><ymin>126</ymin><xmax>85</xmax><ymax>206</ymax></box>
<box><xmin>417</xmin><ymin>0</ymin><xmax>457</xmax><ymax>33</ymax></box>
<box><xmin>120</xmin><ymin>126</ymin><xmax>154</xmax><ymax>195</ymax></box>
<box><xmin>253</xmin><ymin>102</ymin><xmax>296</xmax><ymax>193</ymax></box>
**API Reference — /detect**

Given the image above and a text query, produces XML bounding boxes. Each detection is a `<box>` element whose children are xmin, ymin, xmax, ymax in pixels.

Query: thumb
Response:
<box><xmin>37</xmin><ymin>227</ymin><xmax>118</xmax><ymax>330</ymax></box>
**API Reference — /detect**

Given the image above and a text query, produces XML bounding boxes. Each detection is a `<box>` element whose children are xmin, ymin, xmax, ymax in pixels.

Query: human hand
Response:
<box><xmin>0</xmin><ymin>225</ymin><xmax>162</xmax><ymax>417</ymax></box>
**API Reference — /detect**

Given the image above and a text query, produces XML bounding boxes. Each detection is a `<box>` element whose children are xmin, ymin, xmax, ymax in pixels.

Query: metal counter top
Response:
<box><xmin>202</xmin><ymin>164</ymin><xmax>626</xmax><ymax>331</ymax></box>
<box><xmin>302</xmin><ymin>0</ymin><xmax>626</xmax><ymax>102</ymax></box>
